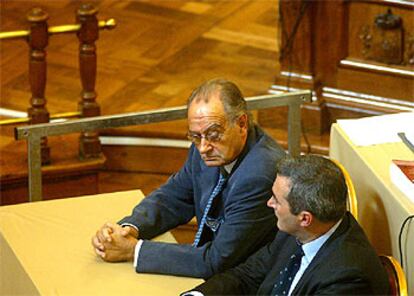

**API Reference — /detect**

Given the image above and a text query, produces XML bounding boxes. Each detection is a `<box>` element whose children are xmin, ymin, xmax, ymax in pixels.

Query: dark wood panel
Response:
<box><xmin>102</xmin><ymin>145</ymin><xmax>188</xmax><ymax>174</ymax></box>
<box><xmin>0</xmin><ymin>127</ymin><xmax>104</xmax><ymax>204</ymax></box>
<box><xmin>0</xmin><ymin>173</ymin><xmax>99</xmax><ymax>205</ymax></box>
<box><xmin>98</xmin><ymin>171</ymin><xmax>170</xmax><ymax>197</ymax></box>
<box><xmin>347</xmin><ymin>1</ymin><xmax>414</xmax><ymax>66</ymax></box>
<box><xmin>271</xmin><ymin>0</ymin><xmax>413</xmax><ymax>136</ymax></box>
<box><xmin>337</xmin><ymin>65</ymin><xmax>414</xmax><ymax>102</ymax></box>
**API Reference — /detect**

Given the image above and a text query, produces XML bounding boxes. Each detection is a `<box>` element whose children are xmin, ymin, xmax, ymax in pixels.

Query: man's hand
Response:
<box><xmin>91</xmin><ymin>222</ymin><xmax>139</xmax><ymax>262</ymax></box>
<box><xmin>121</xmin><ymin>225</ymin><xmax>139</xmax><ymax>239</ymax></box>
<box><xmin>91</xmin><ymin>222</ymin><xmax>114</xmax><ymax>257</ymax></box>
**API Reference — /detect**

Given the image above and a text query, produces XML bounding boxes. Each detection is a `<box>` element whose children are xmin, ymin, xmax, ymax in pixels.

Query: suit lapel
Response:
<box><xmin>258</xmin><ymin>235</ymin><xmax>298</xmax><ymax>294</ymax></box>
<box><xmin>291</xmin><ymin>214</ymin><xmax>351</xmax><ymax>294</ymax></box>
<box><xmin>197</xmin><ymin>165</ymin><xmax>220</xmax><ymax>213</ymax></box>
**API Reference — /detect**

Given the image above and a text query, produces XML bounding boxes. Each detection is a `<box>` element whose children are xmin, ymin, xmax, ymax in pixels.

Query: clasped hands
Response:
<box><xmin>91</xmin><ymin>222</ymin><xmax>139</xmax><ymax>262</ymax></box>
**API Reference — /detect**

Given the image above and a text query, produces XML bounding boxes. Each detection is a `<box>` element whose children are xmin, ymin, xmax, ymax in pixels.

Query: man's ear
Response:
<box><xmin>299</xmin><ymin>211</ymin><xmax>313</xmax><ymax>227</ymax></box>
<box><xmin>238</xmin><ymin>113</ymin><xmax>248</xmax><ymax>130</ymax></box>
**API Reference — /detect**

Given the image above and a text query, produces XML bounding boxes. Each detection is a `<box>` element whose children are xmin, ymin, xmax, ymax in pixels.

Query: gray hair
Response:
<box><xmin>277</xmin><ymin>155</ymin><xmax>347</xmax><ymax>223</ymax></box>
<box><xmin>187</xmin><ymin>78</ymin><xmax>252</xmax><ymax>126</ymax></box>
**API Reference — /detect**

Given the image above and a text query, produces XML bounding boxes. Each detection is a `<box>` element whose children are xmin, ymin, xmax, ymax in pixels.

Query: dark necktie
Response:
<box><xmin>193</xmin><ymin>173</ymin><xmax>227</xmax><ymax>247</ymax></box>
<box><xmin>271</xmin><ymin>245</ymin><xmax>304</xmax><ymax>296</ymax></box>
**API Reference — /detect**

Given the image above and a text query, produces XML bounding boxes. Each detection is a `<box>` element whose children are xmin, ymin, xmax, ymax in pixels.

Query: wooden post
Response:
<box><xmin>27</xmin><ymin>8</ymin><xmax>51</xmax><ymax>165</ymax></box>
<box><xmin>77</xmin><ymin>3</ymin><xmax>101</xmax><ymax>159</ymax></box>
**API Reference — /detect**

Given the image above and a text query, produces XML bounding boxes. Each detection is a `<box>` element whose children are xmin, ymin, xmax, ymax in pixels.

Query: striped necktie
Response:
<box><xmin>193</xmin><ymin>173</ymin><xmax>227</xmax><ymax>247</ymax></box>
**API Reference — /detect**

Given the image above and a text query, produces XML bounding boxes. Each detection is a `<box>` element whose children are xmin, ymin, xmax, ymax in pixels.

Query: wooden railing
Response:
<box><xmin>15</xmin><ymin>90</ymin><xmax>312</xmax><ymax>202</ymax></box>
<box><xmin>0</xmin><ymin>4</ymin><xmax>116</xmax><ymax>163</ymax></box>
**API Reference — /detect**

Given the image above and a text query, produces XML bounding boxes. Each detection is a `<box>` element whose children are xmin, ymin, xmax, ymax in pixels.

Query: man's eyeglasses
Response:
<box><xmin>187</xmin><ymin>128</ymin><xmax>225</xmax><ymax>145</ymax></box>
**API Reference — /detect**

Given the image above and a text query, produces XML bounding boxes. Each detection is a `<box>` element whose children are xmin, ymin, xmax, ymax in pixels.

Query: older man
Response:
<box><xmin>91</xmin><ymin>78</ymin><xmax>285</xmax><ymax>278</ymax></box>
<box><xmin>187</xmin><ymin>155</ymin><xmax>390</xmax><ymax>295</ymax></box>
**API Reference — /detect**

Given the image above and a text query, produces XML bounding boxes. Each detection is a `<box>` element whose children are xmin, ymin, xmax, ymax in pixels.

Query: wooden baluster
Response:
<box><xmin>27</xmin><ymin>8</ymin><xmax>51</xmax><ymax>165</ymax></box>
<box><xmin>77</xmin><ymin>4</ymin><xmax>101</xmax><ymax>159</ymax></box>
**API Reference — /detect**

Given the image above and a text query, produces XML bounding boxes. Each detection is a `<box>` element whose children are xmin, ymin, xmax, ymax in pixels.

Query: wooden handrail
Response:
<box><xmin>1</xmin><ymin>4</ymin><xmax>116</xmax><ymax>163</ymax></box>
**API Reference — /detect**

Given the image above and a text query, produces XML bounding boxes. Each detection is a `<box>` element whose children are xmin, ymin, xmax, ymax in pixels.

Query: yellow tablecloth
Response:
<box><xmin>0</xmin><ymin>190</ymin><xmax>203</xmax><ymax>295</ymax></box>
<box><xmin>330</xmin><ymin>123</ymin><xmax>414</xmax><ymax>293</ymax></box>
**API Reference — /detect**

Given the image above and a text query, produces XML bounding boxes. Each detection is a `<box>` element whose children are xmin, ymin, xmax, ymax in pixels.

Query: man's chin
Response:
<box><xmin>276</xmin><ymin>222</ymin><xmax>284</xmax><ymax>232</ymax></box>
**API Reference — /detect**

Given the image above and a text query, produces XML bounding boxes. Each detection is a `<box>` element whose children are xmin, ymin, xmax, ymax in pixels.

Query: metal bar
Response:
<box><xmin>287</xmin><ymin>101</ymin><xmax>302</xmax><ymax>157</ymax></box>
<box><xmin>246</xmin><ymin>90</ymin><xmax>310</xmax><ymax>110</ymax></box>
<box><xmin>16</xmin><ymin>106</ymin><xmax>189</xmax><ymax>139</ymax></box>
<box><xmin>27</xmin><ymin>136</ymin><xmax>42</xmax><ymax>202</ymax></box>
<box><xmin>16</xmin><ymin>91</ymin><xmax>311</xmax><ymax>140</ymax></box>
<box><xmin>15</xmin><ymin>90</ymin><xmax>312</xmax><ymax>201</ymax></box>
<box><xmin>0</xmin><ymin>19</ymin><xmax>116</xmax><ymax>40</ymax></box>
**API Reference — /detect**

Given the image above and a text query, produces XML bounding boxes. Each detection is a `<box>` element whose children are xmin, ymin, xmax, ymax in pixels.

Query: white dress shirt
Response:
<box><xmin>288</xmin><ymin>218</ymin><xmax>342</xmax><ymax>295</ymax></box>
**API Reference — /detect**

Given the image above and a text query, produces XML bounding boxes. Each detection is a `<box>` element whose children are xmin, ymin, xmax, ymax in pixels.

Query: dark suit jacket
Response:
<box><xmin>193</xmin><ymin>212</ymin><xmax>390</xmax><ymax>295</ymax></box>
<box><xmin>118</xmin><ymin>124</ymin><xmax>285</xmax><ymax>278</ymax></box>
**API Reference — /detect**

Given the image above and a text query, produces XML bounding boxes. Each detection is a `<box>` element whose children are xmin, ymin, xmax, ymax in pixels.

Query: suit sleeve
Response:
<box><xmin>118</xmin><ymin>147</ymin><xmax>195</xmax><ymax>239</ymax></box>
<box><xmin>136</xmin><ymin>171</ymin><xmax>277</xmax><ymax>278</ymax></box>
<box><xmin>308</xmin><ymin>269</ymin><xmax>375</xmax><ymax>295</ymax></box>
<box><xmin>189</xmin><ymin>236</ymin><xmax>283</xmax><ymax>295</ymax></box>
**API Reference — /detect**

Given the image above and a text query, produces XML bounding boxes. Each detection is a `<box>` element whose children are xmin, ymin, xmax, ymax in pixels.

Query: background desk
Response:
<box><xmin>330</xmin><ymin>123</ymin><xmax>414</xmax><ymax>293</ymax></box>
<box><xmin>0</xmin><ymin>190</ymin><xmax>203</xmax><ymax>295</ymax></box>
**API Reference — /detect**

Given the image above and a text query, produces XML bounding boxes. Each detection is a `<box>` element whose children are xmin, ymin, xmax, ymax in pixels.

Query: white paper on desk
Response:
<box><xmin>403</xmin><ymin>132</ymin><xmax>414</xmax><ymax>147</ymax></box>
<box><xmin>390</xmin><ymin>161</ymin><xmax>414</xmax><ymax>203</ymax></box>
<box><xmin>337</xmin><ymin>112</ymin><xmax>414</xmax><ymax>146</ymax></box>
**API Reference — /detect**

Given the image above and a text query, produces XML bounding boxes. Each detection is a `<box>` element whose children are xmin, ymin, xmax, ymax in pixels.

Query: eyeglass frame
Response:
<box><xmin>186</xmin><ymin>123</ymin><xmax>226</xmax><ymax>145</ymax></box>
<box><xmin>186</xmin><ymin>112</ymin><xmax>247</xmax><ymax>145</ymax></box>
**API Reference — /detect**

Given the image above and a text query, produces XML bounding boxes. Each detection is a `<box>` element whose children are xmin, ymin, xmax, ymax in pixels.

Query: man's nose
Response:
<box><xmin>198</xmin><ymin>138</ymin><xmax>211</xmax><ymax>153</ymax></box>
<box><xmin>267</xmin><ymin>196</ymin><xmax>275</xmax><ymax>208</ymax></box>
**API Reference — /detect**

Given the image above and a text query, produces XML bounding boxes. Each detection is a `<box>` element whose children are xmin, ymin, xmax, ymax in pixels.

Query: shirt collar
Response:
<box><xmin>301</xmin><ymin>218</ymin><xmax>342</xmax><ymax>264</ymax></box>
<box><xmin>221</xmin><ymin>124</ymin><xmax>255</xmax><ymax>177</ymax></box>
<box><xmin>223</xmin><ymin>159</ymin><xmax>237</xmax><ymax>175</ymax></box>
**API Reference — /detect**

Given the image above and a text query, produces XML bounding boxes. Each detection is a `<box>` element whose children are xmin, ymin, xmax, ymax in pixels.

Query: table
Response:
<box><xmin>330</xmin><ymin>123</ymin><xmax>414</xmax><ymax>293</ymax></box>
<box><xmin>0</xmin><ymin>190</ymin><xmax>203</xmax><ymax>295</ymax></box>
